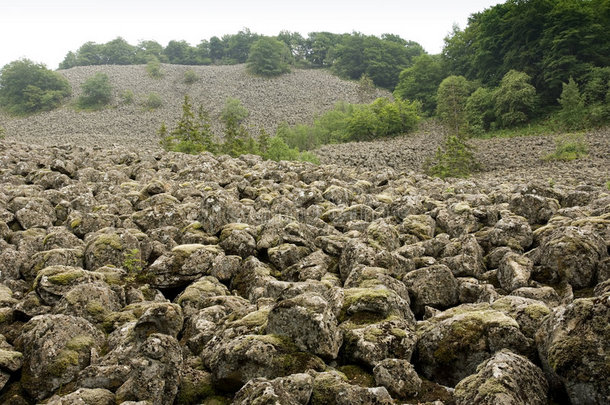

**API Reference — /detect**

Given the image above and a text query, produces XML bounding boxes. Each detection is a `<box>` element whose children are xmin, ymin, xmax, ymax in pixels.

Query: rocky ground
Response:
<box><xmin>0</xmin><ymin>64</ymin><xmax>387</xmax><ymax>151</ymax></box>
<box><xmin>0</xmin><ymin>133</ymin><xmax>608</xmax><ymax>404</ymax></box>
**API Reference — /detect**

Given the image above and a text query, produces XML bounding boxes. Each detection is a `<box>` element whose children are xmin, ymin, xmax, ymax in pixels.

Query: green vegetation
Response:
<box><xmin>183</xmin><ymin>69</ymin><xmax>199</xmax><ymax>84</ymax></box>
<box><xmin>123</xmin><ymin>248</ymin><xmax>144</xmax><ymax>274</ymax></box>
<box><xmin>142</xmin><ymin>92</ymin><xmax>163</xmax><ymax>110</ymax></box>
<box><xmin>0</xmin><ymin>59</ymin><xmax>71</xmax><ymax>115</ymax></box>
<box><xmin>159</xmin><ymin>95</ymin><xmax>318</xmax><ymax>163</ymax></box>
<box><xmin>557</xmin><ymin>77</ymin><xmax>587</xmax><ymax>130</ymax></box>
<box><xmin>425</xmin><ymin>135</ymin><xmax>480</xmax><ymax>179</ymax></box>
<box><xmin>247</xmin><ymin>37</ymin><xmax>291</xmax><ymax>77</ymax></box>
<box><xmin>545</xmin><ymin>133</ymin><xmax>589</xmax><ymax>161</ymax></box>
<box><xmin>146</xmin><ymin>57</ymin><xmax>163</xmax><ymax>78</ymax></box>
<box><xmin>119</xmin><ymin>89</ymin><xmax>135</xmax><ymax>105</ymax></box>
<box><xmin>77</xmin><ymin>72</ymin><xmax>112</xmax><ymax>110</ymax></box>
<box><xmin>436</xmin><ymin>75</ymin><xmax>473</xmax><ymax>136</ymax></box>
<box><xmin>277</xmin><ymin>98</ymin><xmax>419</xmax><ymax>151</ymax></box>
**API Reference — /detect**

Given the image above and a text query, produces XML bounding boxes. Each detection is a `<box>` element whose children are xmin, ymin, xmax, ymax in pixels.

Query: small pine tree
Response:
<box><xmin>557</xmin><ymin>77</ymin><xmax>586</xmax><ymax>130</ymax></box>
<box><xmin>426</xmin><ymin>135</ymin><xmax>480</xmax><ymax>178</ymax></box>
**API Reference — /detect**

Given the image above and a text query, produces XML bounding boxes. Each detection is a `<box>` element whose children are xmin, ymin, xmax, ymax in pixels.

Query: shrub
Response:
<box><xmin>545</xmin><ymin>133</ymin><xmax>588</xmax><ymax>161</ymax></box>
<box><xmin>436</xmin><ymin>75</ymin><xmax>473</xmax><ymax>136</ymax></box>
<box><xmin>425</xmin><ymin>135</ymin><xmax>479</xmax><ymax>178</ymax></box>
<box><xmin>119</xmin><ymin>89</ymin><xmax>135</xmax><ymax>105</ymax></box>
<box><xmin>493</xmin><ymin>70</ymin><xmax>537</xmax><ymax>128</ymax></box>
<box><xmin>143</xmin><ymin>92</ymin><xmax>163</xmax><ymax>110</ymax></box>
<box><xmin>263</xmin><ymin>136</ymin><xmax>299</xmax><ymax>161</ymax></box>
<box><xmin>247</xmin><ymin>37</ymin><xmax>291</xmax><ymax>77</ymax></box>
<box><xmin>184</xmin><ymin>69</ymin><xmax>199</xmax><ymax>84</ymax></box>
<box><xmin>0</xmin><ymin>59</ymin><xmax>71</xmax><ymax>115</ymax></box>
<box><xmin>466</xmin><ymin>87</ymin><xmax>495</xmax><ymax>135</ymax></box>
<box><xmin>77</xmin><ymin>73</ymin><xmax>112</xmax><ymax>109</ymax></box>
<box><xmin>146</xmin><ymin>57</ymin><xmax>163</xmax><ymax>78</ymax></box>
<box><xmin>160</xmin><ymin>95</ymin><xmax>216</xmax><ymax>154</ymax></box>
<box><xmin>556</xmin><ymin>77</ymin><xmax>586</xmax><ymax>130</ymax></box>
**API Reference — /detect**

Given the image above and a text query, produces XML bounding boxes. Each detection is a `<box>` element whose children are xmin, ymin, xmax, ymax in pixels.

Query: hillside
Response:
<box><xmin>0</xmin><ymin>64</ymin><xmax>388</xmax><ymax>150</ymax></box>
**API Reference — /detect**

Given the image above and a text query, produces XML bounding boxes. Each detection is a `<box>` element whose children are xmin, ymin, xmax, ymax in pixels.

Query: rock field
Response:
<box><xmin>0</xmin><ymin>63</ymin><xmax>609</xmax><ymax>404</ymax></box>
<box><xmin>0</xmin><ymin>64</ymin><xmax>387</xmax><ymax>151</ymax></box>
<box><xmin>0</xmin><ymin>130</ymin><xmax>608</xmax><ymax>404</ymax></box>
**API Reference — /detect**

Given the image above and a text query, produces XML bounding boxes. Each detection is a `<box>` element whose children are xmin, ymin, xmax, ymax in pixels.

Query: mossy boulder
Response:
<box><xmin>25</xmin><ymin>248</ymin><xmax>84</xmax><ymax>281</ymax></box>
<box><xmin>45</xmin><ymin>388</ymin><xmax>115</xmax><ymax>405</ymax></box>
<box><xmin>454</xmin><ymin>349</ymin><xmax>548</xmax><ymax>405</ymax></box>
<box><xmin>218</xmin><ymin>223</ymin><xmax>257</xmax><ymax>258</ymax></box>
<box><xmin>233</xmin><ymin>373</ymin><xmax>314</xmax><ymax>405</ymax></box>
<box><xmin>373</xmin><ymin>358</ymin><xmax>422</xmax><ymax>399</ymax></box>
<box><xmin>146</xmin><ymin>244</ymin><xmax>223</xmax><ymax>288</ymax></box>
<box><xmin>415</xmin><ymin>304</ymin><xmax>533</xmax><ymax>386</ymax></box>
<box><xmin>536</xmin><ymin>293</ymin><xmax>610</xmax><ymax>404</ymax></box>
<box><xmin>537</xmin><ymin>226</ymin><xmax>607</xmax><ymax>289</ymax></box>
<box><xmin>340</xmin><ymin>286</ymin><xmax>413</xmax><ymax>323</ymax></box>
<box><xmin>84</xmin><ymin>228</ymin><xmax>143</xmax><ymax>271</ymax></box>
<box><xmin>310</xmin><ymin>370</ymin><xmax>393</xmax><ymax>405</ymax></box>
<box><xmin>176</xmin><ymin>276</ymin><xmax>230</xmax><ymax>317</ymax></box>
<box><xmin>208</xmin><ymin>334</ymin><xmax>325</xmax><ymax>392</ymax></box>
<box><xmin>15</xmin><ymin>314</ymin><xmax>105</xmax><ymax>401</ymax></box>
<box><xmin>402</xmin><ymin>264</ymin><xmax>459</xmax><ymax>316</ymax></box>
<box><xmin>53</xmin><ymin>282</ymin><xmax>124</xmax><ymax>325</ymax></box>
<box><xmin>266</xmin><ymin>292</ymin><xmax>343</xmax><ymax>360</ymax></box>
<box><xmin>340</xmin><ymin>317</ymin><xmax>416</xmax><ymax>367</ymax></box>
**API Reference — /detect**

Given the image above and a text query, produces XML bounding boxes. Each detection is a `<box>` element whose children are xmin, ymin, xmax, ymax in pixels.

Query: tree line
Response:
<box><xmin>58</xmin><ymin>30</ymin><xmax>425</xmax><ymax>90</ymax></box>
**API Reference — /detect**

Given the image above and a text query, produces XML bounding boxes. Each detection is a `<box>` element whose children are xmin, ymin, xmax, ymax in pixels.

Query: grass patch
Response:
<box><xmin>474</xmin><ymin>118</ymin><xmax>558</xmax><ymax>139</ymax></box>
<box><xmin>544</xmin><ymin>133</ymin><xmax>589</xmax><ymax>161</ymax></box>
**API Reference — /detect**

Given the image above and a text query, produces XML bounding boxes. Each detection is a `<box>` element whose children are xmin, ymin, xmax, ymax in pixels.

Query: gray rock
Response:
<box><xmin>373</xmin><ymin>358</ymin><xmax>422</xmax><ymax>399</ymax></box>
<box><xmin>454</xmin><ymin>349</ymin><xmax>548</xmax><ymax>405</ymax></box>
<box><xmin>233</xmin><ymin>373</ymin><xmax>313</xmax><ymax>405</ymax></box>
<box><xmin>415</xmin><ymin>303</ymin><xmax>533</xmax><ymax>386</ymax></box>
<box><xmin>536</xmin><ymin>293</ymin><xmax>610</xmax><ymax>404</ymax></box>
<box><xmin>403</xmin><ymin>264</ymin><xmax>459</xmax><ymax>316</ymax></box>
<box><xmin>497</xmin><ymin>252</ymin><xmax>533</xmax><ymax>292</ymax></box>
<box><xmin>266</xmin><ymin>292</ymin><xmax>343</xmax><ymax>360</ymax></box>
<box><xmin>15</xmin><ymin>314</ymin><xmax>105</xmax><ymax>401</ymax></box>
<box><xmin>310</xmin><ymin>371</ymin><xmax>394</xmax><ymax>405</ymax></box>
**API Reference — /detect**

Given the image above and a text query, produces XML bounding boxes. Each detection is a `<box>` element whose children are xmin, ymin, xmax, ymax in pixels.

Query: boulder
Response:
<box><xmin>454</xmin><ymin>350</ymin><xmax>548</xmax><ymax>405</ymax></box>
<box><xmin>402</xmin><ymin>264</ymin><xmax>459</xmax><ymax>316</ymax></box>
<box><xmin>15</xmin><ymin>315</ymin><xmax>105</xmax><ymax>401</ymax></box>
<box><xmin>310</xmin><ymin>371</ymin><xmax>394</xmax><ymax>405</ymax></box>
<box><xmin>415</xmin><ymin>304</ymin><xmax>533</xmax><ymax>386</ymax></box>
<box><xmin>536</xmin><ymin>293</ymin><xmax>610</xmax><ymax>404</ymax></box>
<box><xmin>233</xmin><ymin>373</ymin><xmax>313</xmax><ymax>405</ymax></box>
<box><xmin>266</xmin><ymin>292</ymin><xmax>343</xmax><ymax>360</ymax></box>
<box><xmin>497</xmin><ymin>252</ymin><xmax>533</xmax><ymax>292</ymax></box>
<box><xmin>373</xmin><ymin>358</ymin><xmax>422</xmax><ymax>399</ymax></box>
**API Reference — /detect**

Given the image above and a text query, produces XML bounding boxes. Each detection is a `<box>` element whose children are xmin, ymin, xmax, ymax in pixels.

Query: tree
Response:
<box><xmin>0</xmin><ymin>59</ymin><xmax>71</xmax><ymax>115</ymax></box>
<box><xmin>160</xmin><ymin>95</ymin><xmax>216</xmax><ymax>154</ymax></box>
<box><xmin>220</xmin><ymin>98</ymin><xmax>251</xmax><ymax>156</ymax></box>
<box><xmin>426</xmin><ymin>135</ymin><xmax>479</xmax><ymax>178</ymax></box>
<box><xmin>394</xmin><ymin>54</ymin><xmax>445</xmax><ymax>114</ymax></box>
<box><xmin>136</xmin><ymin>40</ymin><xmax>167</xmax><ymax>63</ymax></box>
<box><xmin>556</xmin><ymin>77</ymin><xmax>586</xmax><ymax>130</ymax></box>
<box><xmin>102</xmin><ymin>37</ymin><xmax>137</xmax><ymax>65</ymax></box>
<box><xmin>164</xmin><ymin>40</ymin><xmax>196</xmax><ymax>65</ymax></box>
<box><xmin>466</xmin><ymin>87</ymin><xmax>496</xmax><ymax>134</ymax></box>
<box><xmin>493</xmin><ymin>70</ymin><xmax>537</xmax><ymax>128</ymax></box>
<box><xmin>77</xmin><ymin>72</ymin><xmax>112</xmax><ymax>109</ymax></box>
<box><xmin>247</xmin><ymin>37</ymin><xmax>291</xmax><ymax>77</ymax></box>
<box><xmin>436</xmin><ymin>75</ymin><xmax>473</xmax><ymax>136</ymax></box>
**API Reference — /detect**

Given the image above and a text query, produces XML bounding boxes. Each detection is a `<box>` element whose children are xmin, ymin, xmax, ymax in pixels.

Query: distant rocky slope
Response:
<box><xmin>0</xmin><ymin>64</ymin><xmax>388</xmax><ymax>150</ymax></box>
<box><xmin>0</xmin><ymin>139</ymin><xmax>608</xmax><ymax>404</ymax></box>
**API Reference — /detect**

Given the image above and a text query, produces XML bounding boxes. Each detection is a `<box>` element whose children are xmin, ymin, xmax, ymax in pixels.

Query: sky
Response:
<box><xmin>0</xmin><ymin>0</ymin><xmax>504</xmax><ymax>70</ymax></box>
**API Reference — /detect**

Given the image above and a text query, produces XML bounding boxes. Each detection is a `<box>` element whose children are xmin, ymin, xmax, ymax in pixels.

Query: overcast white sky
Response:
<box><xmin>0</xmin><ymin>0</ymin><xmax>503</xmax><ymax>70</ymax></box>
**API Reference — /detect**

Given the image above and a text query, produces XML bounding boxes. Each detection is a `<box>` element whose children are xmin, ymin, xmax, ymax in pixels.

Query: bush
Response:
<box><xmin>0</xmin><ymin>59</ymin><xmax>71</xmax><ymax>115</ymax></box>
<box><xmin>466</xmin><ymin>87</ymin><xmax>495</xmax><ymax>135</ymax></box>
<box><xmin>247</xmin><ymin>37</ymin><xmax>291</xmax><ymax>77</ymax></box>
<box><xmin>78</xmin><ymin>73</ymin><xmax>112</xmax><ymax>109</ymax></box>
<box><xmin>425</xmin><ymin>135</ymin><xmax>479</xmax><ymax>178</ymax></box>
<box><xmin>146</xmin><ymin>57</ymin><xmax>163</xmax><ymax>78</ymax></box>
<box><xmin>184</xmin><ymin>69</ymin><xmax>199</xmax><ymax>84</ymax></box>
<box><xmin>436</xmin><ymin>75</ymin><xmax>473</xmax><ymax>136</ymax></box>
<box><xmin>545</xmin><ymin>133</ymin><xmax>588</xmax><ymax>161</ymax></box>
<box><xmin>493</xmin><ymin>70</ymin><xmax>537</xmax><ymax>128</ymax></box>
<box><xmin>556</xmin><ymin>77</ymin><xmax>587</xmax><ymax>130</ymax></box>
<box><xmin>143</xmin><ymin>92</ymin><xmax>163</xmax><ymax>110</ymax></box>
<box><xmin>119</xmin><ymin>89</ymin><xmax>135</xmax><ymax>105</ymax></box>
<box><xmin>263</xmin><ymin>136</ymin><xmax>299</xmax><ymax>161</ymax></box>
<box><xmin>159</xmin><ymin>95</ymin><xmax>216</xmax><ymax>154</ymax></box>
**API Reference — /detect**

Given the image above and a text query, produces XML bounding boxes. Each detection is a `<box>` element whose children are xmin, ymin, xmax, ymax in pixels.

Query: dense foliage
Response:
<box><xmin>277</xmin><ymin>98</ymin><xmax>420</xmax><ymax>150</ymax></box>
<box><xmin>247</xmin><ymin>37</ymin><xmax>292</xmax><ymax>77</ymax></box>
<box><xmin>59</xmin><ymin>32</ymin><xmax>423</xmax><ymax>89</ymax></box>
<box><xmin>0</xmin><ymin>59</ymin><xmax>71</xmax><ymax>115</ymax></box>
<box><xmin>77</xmin><ymin>73</ymin><xmax>112</xmax><ymax>110</ymax></box>
<box><xmin>425</xmin><ymin>135</ymin><xmax>480</xmax><ymax>178</ymax></box>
